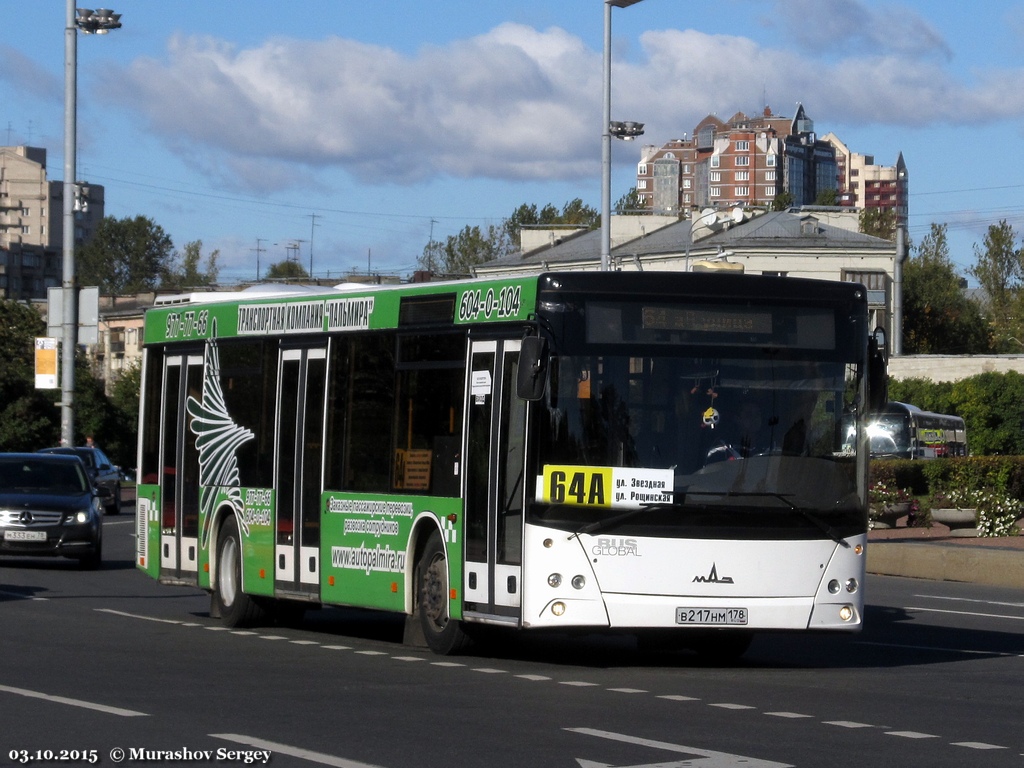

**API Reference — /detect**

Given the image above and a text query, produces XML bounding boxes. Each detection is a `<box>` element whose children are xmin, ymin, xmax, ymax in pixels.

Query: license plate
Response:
<box><xmin>676</xmin><ymin>607</ymin><xmax>748</xmax><ymax>625</ymax></box>
<box><xmin>4</xmin><ymin>530</ymin><xmax>47</xmax><ymax>542</ymax></box>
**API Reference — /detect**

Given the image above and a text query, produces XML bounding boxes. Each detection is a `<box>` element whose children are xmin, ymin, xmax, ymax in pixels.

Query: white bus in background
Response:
<box><xmin>864</xmin><ymin>402</ymin><xmax>967</xmax><ymax>459</ymax></box>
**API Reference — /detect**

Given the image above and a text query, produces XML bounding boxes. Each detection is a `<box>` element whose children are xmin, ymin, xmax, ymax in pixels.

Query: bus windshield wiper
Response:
<box><xmin>685</xmin><ymin>490</ymin><xmax>851</xmax><ymax>548</ymax></box>
<box><xmin>568</xmin><ymin>502</ymin><xmax>678</xmax><ymax>540</ymax></box>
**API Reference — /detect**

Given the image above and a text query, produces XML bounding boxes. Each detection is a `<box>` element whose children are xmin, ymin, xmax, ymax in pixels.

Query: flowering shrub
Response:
<box><xmin>868</xmin><ymin>483</ymin><xmax>915</xmax><ymax>528</ymax></box>
<box><xmin>929</xmin><ymin>487</ymin><xmax>1023</xmax><ymax>537</ymax></box>
<box><xmin>974</xmin><ymin>490</ymin><xmax>1023</xmax><ymax>537</ymax></box>
<box><xmin>869</xmin><ymin>483</ymin><xmax>911</xmax><ymax>507</ymax></box>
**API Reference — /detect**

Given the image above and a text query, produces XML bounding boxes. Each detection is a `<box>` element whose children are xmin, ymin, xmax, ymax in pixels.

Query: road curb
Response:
<box><xmin>867</xmin><ymin>541</ymin><xmax>1024</xmax><ymax>589</ymax></box>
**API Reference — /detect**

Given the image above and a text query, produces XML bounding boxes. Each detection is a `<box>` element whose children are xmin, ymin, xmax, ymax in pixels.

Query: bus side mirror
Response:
<box><xmin>867</xmin><ymin>327</ymin><xmax>888</xmax><ymax>413</ymax></box>
<box><xmin>517</xmin><ymin>336</ymin><xmax>548</xmax><ymax>401</ymax></box>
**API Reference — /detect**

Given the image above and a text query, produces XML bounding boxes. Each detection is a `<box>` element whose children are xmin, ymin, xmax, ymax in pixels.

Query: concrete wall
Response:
<box><xmin>888</xmin><ymin>355</ymin><xmax>1024</xmax><ymax>382</ymax></box>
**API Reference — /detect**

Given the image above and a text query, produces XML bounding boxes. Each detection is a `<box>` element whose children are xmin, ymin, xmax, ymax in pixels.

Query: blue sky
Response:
<box><xmin>3</xmin><ymin>0</ymin><xmax>1024</xmax><ymax>283</ymax></box>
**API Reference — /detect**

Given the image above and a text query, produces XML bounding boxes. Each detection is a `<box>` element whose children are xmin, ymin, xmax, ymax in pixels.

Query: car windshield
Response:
<box><xmin>0</xmin><ymin>458</ymin><xmax>89</xmax><ymax>494</ymax></box>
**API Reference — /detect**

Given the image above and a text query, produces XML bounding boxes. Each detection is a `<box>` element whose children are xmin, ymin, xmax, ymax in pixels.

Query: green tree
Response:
<box><xmin>887</xmin><ymin>377</ymin><xmax>957</xmax><ymax>417</ymax></box>
<box><xmin>424</xmin><ymin>224</ymin><xmax>510</xmax><ymax>276</ymax></box>
<box><xmin>770</xmin><ymin>191</ymin><xmax>793</xmax><ymax>211</ymax></box>
<box><xmin>77</xmin><ymin>215</ymin><xmax>175</xmax><ymax>294</ymax></box>
<box><xmin>814</xmin><ymin>188</ymin><xmax>838</xmax><ymax>206</ymax></box>
<box><xmin>0</xmin><ymin>300</ymin><xmax>60</xmax><ymax>450</ymax></box>
<box><xmin>559</xmin><ymin>198</ymin><xmax>600</xmax><ymax>227</ymax></box>
<box><xmin>902</xmin><ymin>223</ymin><xmax>990</xmax><ymax>353</ymax></box>
<box><xmin>969</xmin><ymin>220</ymin><xmax>1023</xmax><ymax>350</ymax></box>
<box><xmin>264</xmin><ymin>260</ymin><xmax>309</xmax><ymax>279</ymax></box>
<box><xmin>949</xmin><ymin>371</ymin><xmax>1024</xmax><ymax>455</ymax></box>
<box><xmin>859</xmin><ymin>208</ymin><xmax>897</xmax><ymax>241</ymax></box>
<box><xmin>162</xmin><ymin>240</ymin><xmax>220</xmax><ymax>289</ymax></box>
<box><xmin>615</xmin><ymin>187</ymin><xmax>644</xmax><ymax>215</ymax></box>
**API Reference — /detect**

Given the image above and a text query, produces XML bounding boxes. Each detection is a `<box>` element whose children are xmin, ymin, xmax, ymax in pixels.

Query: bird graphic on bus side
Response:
<box><xmin>185</xmin><ymin>319</ymin><xmax>255</xmax><ymax>549</ymax></box>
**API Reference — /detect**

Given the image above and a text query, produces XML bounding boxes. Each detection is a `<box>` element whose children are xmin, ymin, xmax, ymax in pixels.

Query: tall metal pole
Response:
<box><xmin>893</xmin><ymin>224</ymin><xmax>906</xmax><ymax>357</ymax></box>
<box><xmin>600</xmin><ymin>1</ymin><xmax>613</xmax><ymax>272</ymax></box>
<box><xmin>600</xmin><ymin>1</ymin><xmax>644</xmax><ymax>272</ymax></box>
<box><xmin>60</xmin><ymin>0</ymin><xmax>78</xmax><ymax>446</ymax></box>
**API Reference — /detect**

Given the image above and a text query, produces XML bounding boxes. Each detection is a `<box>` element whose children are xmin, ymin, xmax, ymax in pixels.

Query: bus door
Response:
<box><xmin>463</xmin><ymin>339</ymin><xmax>527</xmax><ymax>623</ymax></box>
<box><xmin>159</xmin><ymin>352</ymin><xmax>203</xmax><ymax>583</ymax></box>
<box><xmin>274</xmin><ymin>345</ymin><xmax>327</xmax><ymax>598</ymax></box>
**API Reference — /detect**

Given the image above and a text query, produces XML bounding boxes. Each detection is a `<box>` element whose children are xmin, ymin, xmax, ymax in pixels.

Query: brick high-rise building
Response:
<box><xmin>636</xmin><ymin>104</ymin><xmax>848</xmax><ymax>215</ymax></box>
<box><xmin>823</xmin><ymin>133</ymin><xmax>908</xmax><ymax>227</ymax></box>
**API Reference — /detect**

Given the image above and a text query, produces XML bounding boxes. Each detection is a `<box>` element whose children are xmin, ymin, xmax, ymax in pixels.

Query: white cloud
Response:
<box><xmin>106</xmin><ymin>15</ymin><xmax>1024</xmax><ymax>194</ymax></box>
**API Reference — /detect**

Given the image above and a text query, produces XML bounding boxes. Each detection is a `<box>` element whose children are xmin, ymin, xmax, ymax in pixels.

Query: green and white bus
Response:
<box><xmin>136</xmin><ymin>271</ymin><xmax>886</xmax><ymax>657</ymax></box>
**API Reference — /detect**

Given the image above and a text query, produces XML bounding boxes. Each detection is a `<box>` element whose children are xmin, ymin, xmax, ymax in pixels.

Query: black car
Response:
<box><xmin>0</xmin><ymin>453</ymin><xmax>103</xmax><ymax>569</ymax></box>
<box><xmin>37</xmin><ymin>446</ymin><xmax>121</xmax><ymax>514</ymax></box>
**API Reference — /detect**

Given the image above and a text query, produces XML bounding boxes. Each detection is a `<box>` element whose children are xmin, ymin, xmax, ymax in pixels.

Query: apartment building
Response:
<box><xmin>637</xmin><ymin>105</ymin><xmax>863</xmax><ymax>216</ymax></box>
<box><xmin>0</xmin><ymin>145</ymin><xmax>105</xmax><ymax>300</ymax></box>
<box><xmin>823</xmin><ymin>132</ymin><xmax>908</xmax><ymax>226</ymax></box>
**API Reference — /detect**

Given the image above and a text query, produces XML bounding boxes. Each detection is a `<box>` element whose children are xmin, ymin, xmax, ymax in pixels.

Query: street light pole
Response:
<box><xmin>60</xmin><ymin>4</ymin><xmax>120</xmax><ymax>446</ymax></box>
<box><xmin>600</xmin><ymin>0</ymin><xmax>645</xmax><ymax>272</ymax></box>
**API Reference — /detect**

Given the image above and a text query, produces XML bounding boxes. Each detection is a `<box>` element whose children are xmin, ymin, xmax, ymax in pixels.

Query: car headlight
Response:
<box><xmin>66</xmin><ymin>509</ymin><xmax>92</xmax><ymax>525</ymax></box>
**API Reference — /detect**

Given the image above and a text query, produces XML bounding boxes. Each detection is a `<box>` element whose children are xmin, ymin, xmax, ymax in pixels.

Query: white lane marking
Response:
<box><xmin>906</xmin><ymin>605</ymin><xmax>1024</xmax><ymax>622</ymax></box>
<box><xmin>856</xmin><ymin>641</ymin><xmax>1020</xmax><ymax>657</ymax></box>
<box><xmin>430</xmin><ymin>661</ymin><xmax>465</xmax><ymax>667</ymax></box>
<box><xmin>765</xmin><ymin>712</ymin><xmax>813</xmax><ymax>719</ymax></box>
<box><xmin>952</xmin><ymin>742</ymin><xmax>1007</xmax><ymax>750</ymax></box>
<box><xmin>824</xmin><ymin>721</ymin><xmax>883</xmax><ymax>729</ymax></box>
<box><xmin>95</xmin><ymin>608</ymin><xmax>182</xmax><ymax>624</ymax></box>
<box><xmin>561</xmin><ymin>681</ymin><xmax>599</xmax><ymax>687</ymax></box>
<box><xmin>608</xmin><ymin>688</ymin><xmax>647</xmax><ymax>694</ymax></box>
<box><xmin>885</xmin><ymin>731</ymin><xmax>938</xmax><ymax>739</ymax></box>
<box><xmin>392</xmin><ymin>656</ymin><xmax>425</xmax><ymax>662</ymax></box>
<box><xmin>516</xmin><ymin>674</ymin><xmax>552</xmax><ymax>681</ymax></box>
<box><xmin>566</xmin><ymin>727</ymin><xmax>792</xmax><ymax>768</ymax></box>
<box><xmin>211</xmin><ymin>733</ymin><xmax>384</xmax><ymax>768</ymax></box>
<box><xmin>0</xmin><ymin>590</ymin><xmax>48</xmax><ymax>601</ymax></box>
<box><xmin>710</xmin><ymin>703</ymin><xmax>756</xmax><ymax>710</ymax></box>
<box><xmin>0</xmin><ymin>684</ymin><xmax>148</xmax><ymax>718</ymax></box>
<box><xmin>914</xmin><ymin>594</ymin><xmax>1024</xmax><ymax>610</ymax></box>
<box><xmin>658</xmin><ymin>694</ymin><xmax>700</xmax><ymax>702</ymax></box>
<box><xmin>473</xmin><ymin>667</ymin><xmax>507</xmax><ymax>674</ymax></box>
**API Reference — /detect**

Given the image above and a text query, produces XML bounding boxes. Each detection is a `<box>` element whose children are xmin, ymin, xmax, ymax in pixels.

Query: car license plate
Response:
<box><xmin>676</xmin><ymin>607</ymin><xmax>748</xmax><ymax>625</ymax></box>
<box><xmin>4</xmin><ymin>530</ymin><xmax>47</xmax><ymax>542</ymax></box>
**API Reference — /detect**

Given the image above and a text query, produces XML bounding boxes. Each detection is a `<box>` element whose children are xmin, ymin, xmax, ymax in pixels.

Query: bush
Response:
<box><xmin>871</xmin><ymin>457</ymin><xmax>1024</xmax><ymax>536</ymax></box>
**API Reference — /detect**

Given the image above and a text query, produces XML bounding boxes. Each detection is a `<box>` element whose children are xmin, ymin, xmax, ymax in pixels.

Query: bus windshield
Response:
<box><xmin>530</xmin><ymin>348</ymin><xmax>863</xmax><ymax>538</ymax></box>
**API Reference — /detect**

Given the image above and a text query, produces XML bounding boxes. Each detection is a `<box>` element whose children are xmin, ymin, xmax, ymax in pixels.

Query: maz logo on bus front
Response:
<box><xmin>457</xmin><ymin>285</ymin><xmax>522</xmax><ymax>322</ymax></box>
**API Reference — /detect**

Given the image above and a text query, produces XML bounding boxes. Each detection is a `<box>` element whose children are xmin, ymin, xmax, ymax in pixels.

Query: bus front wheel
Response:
<box><xmin>214</xmin><ymin>515</ymin><xmax>263</xmax><ymax>627</ymax></box>
<box><xmin>417</xmin><ymin>532</ymin><xmax>470</xmax><ymax>655</ymax></box>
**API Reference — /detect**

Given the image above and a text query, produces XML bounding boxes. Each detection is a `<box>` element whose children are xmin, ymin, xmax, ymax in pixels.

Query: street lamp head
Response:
<box><xmin>75</xmin><ymin>7</ymin><xmax>122</xmax><ymax>34</ymax></box>
<box><xmin>607</xmin><ymin>0</ymin><xmax>645</xmax><ymax>7</ymax></box>
<box><xmin>609</xmin><ymin>121</ymin><xmax>645</xmax><ymax>140</ymax></box>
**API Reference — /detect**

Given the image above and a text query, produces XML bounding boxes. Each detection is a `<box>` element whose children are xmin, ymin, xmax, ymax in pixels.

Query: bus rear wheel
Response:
<box><xmin>214</xmin><ymin>515</ymin><xmax>263</xmax><ymax>627</ymax></box>
<box><xmin>417</xmin><ymin>532</ymin><xmax>470</xmax><ymax>655</ymax></box>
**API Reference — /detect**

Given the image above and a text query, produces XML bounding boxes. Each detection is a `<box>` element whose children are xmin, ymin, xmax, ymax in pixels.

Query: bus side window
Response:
<box><xmin>392</xmin><ymin>334</ymin><xmax>465</xmax><ymax>496</ymax></box>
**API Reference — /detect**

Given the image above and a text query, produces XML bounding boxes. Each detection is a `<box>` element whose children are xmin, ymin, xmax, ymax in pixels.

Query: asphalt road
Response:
<box><xmin>2</xmin><ymin>506</ymin><xmax>1023</xmax><ymax>768</ymax></box>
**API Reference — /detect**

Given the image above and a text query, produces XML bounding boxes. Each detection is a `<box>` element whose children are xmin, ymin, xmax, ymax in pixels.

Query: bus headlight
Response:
<box><xmin>845</xmin><ymin>578</ymin><xmax>859</xmax><ymax>593</ymax></box>
<box><xmin>571</xmin><ymin>575</ymin><xmax>586</xmax><ymax>590</ymax></box>
<box><xmin>547</xmin><ymin>573</ymin><xmax>562</xmax><ymax>588</ymax></box>
<box><xmin>839</xmin><ymin>605</ymin><xmax>854</xmax><ymax>622</ymax></box>
<box><xmin>828</xmin><ymin>579</ymin><xmax>841</xmax><ymax>594</ymax></box>
<box><xmin>551</xmin><ymin>601</ymin><xmax>566</xmax><ymax>616</ymax></box>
